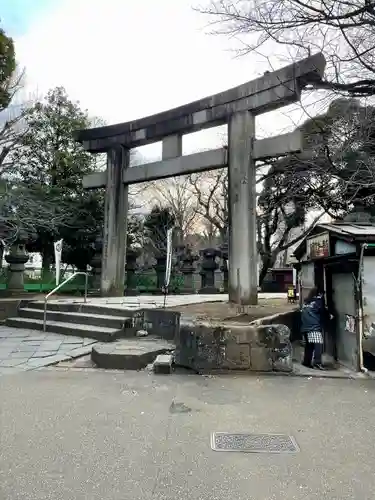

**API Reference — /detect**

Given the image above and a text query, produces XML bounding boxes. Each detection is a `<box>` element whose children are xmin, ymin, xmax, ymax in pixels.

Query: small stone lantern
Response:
<box><xmin>199</xmin><ymin>247</ymin><xmax>220</xmax><ymax>294</ymax></box>
<box><xmin>5</xmin><ymin>231</ymin><xmax>29</xmax><ymax>294</ymax></box>
<box><xmin>180</xmin><ymin>245</ymin><xmax>199</xmax><ymax>294</ymax></box>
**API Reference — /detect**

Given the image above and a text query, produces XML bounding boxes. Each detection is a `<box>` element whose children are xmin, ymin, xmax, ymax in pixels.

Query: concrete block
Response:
<box><xmin>226</xmin><ymin>325</ymin><xmax>258</xmax><ymax>345</ymax></box>
<box><xmin>91</xmin><ymin>339</ymin><xmax>175</xmax><ymax>370</ymax></box>
<box><xmin>250</xmin><ymin>347</ymin><xmax>273</xmax><ymax>371</ymax></box>
<box><xmin>153</xmin><ymin>354</ymin><xmax>174</xmax><ymax>374</ymax></box>
<box><xmin>222</xmin><ymin>344</ymin><xmax>250</xmax><ymax>369</ymax></box>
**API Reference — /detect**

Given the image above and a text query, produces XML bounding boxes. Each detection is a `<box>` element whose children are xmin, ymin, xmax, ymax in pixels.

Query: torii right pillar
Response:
<box><xmin>228</xmin><ymin>110</ymin><xmax>258</xmax><ymax>305</ymax></box>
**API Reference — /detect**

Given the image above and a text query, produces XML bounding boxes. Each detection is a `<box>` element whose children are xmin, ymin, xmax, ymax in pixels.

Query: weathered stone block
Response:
<box><xmin>221</xmin><ymin>324</ymin><xmax>256</xmax><ymax>345</ymax></box>
<box><xmin>250</xmin><ymin>347</ymin><xmax>273</xmax><ymax>371</ymax></box>
<box><xmin>174</xmin><ymin>319</ymin><xmax>293</xmax><ymax>373</ymax></box>
<box><xmin>257</xmin><ymin>324</ymin><xmax>293</xmax><ymax>372</ymax></box>
<box><xmin>222</xmin><ymin>343</ymin><xmax>250</xmax><ymax>369</ymax></box>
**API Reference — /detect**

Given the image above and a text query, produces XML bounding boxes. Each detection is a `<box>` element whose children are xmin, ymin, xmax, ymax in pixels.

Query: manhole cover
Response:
<box><xmin>211</xmin><ymin>432</ymin><xmax>299</xmax><ymax>453</ymax></box>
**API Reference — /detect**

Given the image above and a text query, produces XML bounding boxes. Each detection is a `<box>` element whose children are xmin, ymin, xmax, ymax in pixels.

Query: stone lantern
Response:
<box><xmin>153</xmin><ymin>251</ymin><xmax>167</xmax><ymax>292</ymax></box>
<box><xmin>5</xmin><ymin>231</ymin><xmax>29</xmax><ymax>294</ymax></box>
<box><xmin>199</xmin><ymin>247</ymin><xmax>220</xmax><ymax>294</ymax></box>
<box><xmin>180</xmin><ymin>245</ymin><xmax>199</xmax><ymax>294</ymax></box>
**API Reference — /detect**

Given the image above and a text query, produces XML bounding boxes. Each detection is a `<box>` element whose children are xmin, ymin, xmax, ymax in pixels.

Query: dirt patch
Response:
<box><xmin>167</xmin><ymin>298</ymin><xmax>296</xmax><ymax>323</ymax></box>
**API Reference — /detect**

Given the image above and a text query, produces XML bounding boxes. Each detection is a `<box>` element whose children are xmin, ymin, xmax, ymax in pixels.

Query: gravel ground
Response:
<box><xmin>167</xmin><ymin>298</ymin><xmax>296</xmax><ymax>322</ymax></box>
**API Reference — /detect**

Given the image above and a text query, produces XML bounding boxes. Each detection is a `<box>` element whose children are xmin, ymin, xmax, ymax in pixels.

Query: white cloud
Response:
<box><xmin>14</xmin><ymin>0</ymin><xmax>322</xmax><ymax>156</ymax></box>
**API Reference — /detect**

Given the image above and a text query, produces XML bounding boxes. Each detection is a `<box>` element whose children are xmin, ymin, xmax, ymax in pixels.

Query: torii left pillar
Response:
<box><xmin>101</xmin><ymin>145</ymin><xmax>129</xmax><ymax>296</ymax></box>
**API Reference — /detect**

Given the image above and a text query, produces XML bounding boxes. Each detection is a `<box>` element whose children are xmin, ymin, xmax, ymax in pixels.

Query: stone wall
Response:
<box><xmin>0</xmin><ymin>299</ymin><xmax>24</xmax><ymax>321</ymax></box>
<box><xmin>175</xmin><ymin>314</ymin><xmax>294</xmax><ymax>373</ymax></box>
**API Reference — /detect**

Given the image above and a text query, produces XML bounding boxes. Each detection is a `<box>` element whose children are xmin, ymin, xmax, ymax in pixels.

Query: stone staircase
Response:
<box><xmin>4</xmin><ymin>300</ymin><xmax>181</xmax><ymax>371</ymax></box>
<box><xmin>6</xmin><ymin>300</ymin><xmax>180</xmax><ymax>343</ymax></box>
<box><xmin>6</xmin><ymin>301</ymin><xmax>134</xmax><ymax>342</ymax></box>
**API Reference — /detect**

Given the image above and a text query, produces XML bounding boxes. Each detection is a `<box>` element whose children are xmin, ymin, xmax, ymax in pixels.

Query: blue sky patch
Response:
<box><xmin>1</xmin><ymin>0</ymin><xmax>56</xmax><ymax>36</ymax></box>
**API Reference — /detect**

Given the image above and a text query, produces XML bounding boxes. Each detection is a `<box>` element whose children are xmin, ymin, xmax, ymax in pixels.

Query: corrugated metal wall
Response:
<box><xmin>331</xmin><ymin>273</ymin><xmax>357</xmax><ymax>370</ymax></box>
<box><xmin>362</xmin><ymin>256</ymin><xmax>375</xmax><ymax>356</ymax></box>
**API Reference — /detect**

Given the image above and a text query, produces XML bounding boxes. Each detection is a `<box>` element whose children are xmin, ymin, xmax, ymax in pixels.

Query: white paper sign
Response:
<box><xmin>54</xmin><ymin>239</ymin><xmax>63</xmax><ymax>286</ymax></box>
<box><xmin>164</xmin><ymin>228</ymin><xmax>173</xmax><ymax>289</ymax></box>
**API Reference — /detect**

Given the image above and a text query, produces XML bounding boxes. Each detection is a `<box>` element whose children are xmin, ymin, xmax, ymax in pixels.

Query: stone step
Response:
<box><xmin>27</xmin><ymin>301</ymin><xmax>137</xmax><ymax>317</ymax></box>
<box><xmin>25</xmin><ymin>301</ymin><xmax>180</xmax><ymax>341</ymax></box>
<box><xmin>5</xmin><ymin>317</ymin><xmax>120</xmax><ymax>342</ymax></box>
<box><xmin>18</xmin><ymin>307</ymin><xmax>131</xmax><ymax>330</ymax></box>
<box><xmin>91</xmin><ymin>338</ymin><xmax>175</xmax><ymax>370</ymax></box>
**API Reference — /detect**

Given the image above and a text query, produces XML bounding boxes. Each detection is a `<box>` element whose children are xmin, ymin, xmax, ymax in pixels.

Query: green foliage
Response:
<box><xmin>16</xmin><ymin>86</ymin><xmax>95</xmax><ymax>192</ymax></box>
<box><xmin>14</xmin><ymin>86</ymin><xmax>99</xmax><ymax>267</ymax></box>
<box><xmin>59</xmin><ymin>192</ymin><xmax>104</xmax><ymax>269</ymax></box>
<box><xmin>144</xmin><ymin>205</ymin><xmax>175</xmax><ymax>255</ymax></box>
<box><xmin>0</xmin><ymin>26</ymin><xmax>15</xmax><ymax>112</ymax></box>
<box><xmin>129</xmin><ymin>271</ymin><xmax>184</xmax><ymax>293</ymax></box>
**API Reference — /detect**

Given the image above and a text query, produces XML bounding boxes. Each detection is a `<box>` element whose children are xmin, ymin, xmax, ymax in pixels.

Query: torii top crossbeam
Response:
<box><xmin>75</xmin><ymin>53</ymin><xmax>325</xmax><ymax>153</ymax></box>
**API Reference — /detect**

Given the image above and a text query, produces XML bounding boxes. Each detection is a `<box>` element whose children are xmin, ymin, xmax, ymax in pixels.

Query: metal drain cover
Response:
<box><xmin>211</xmin><ymin>432</ymin><xmax>299</xmax><ymax>453</ymax></box>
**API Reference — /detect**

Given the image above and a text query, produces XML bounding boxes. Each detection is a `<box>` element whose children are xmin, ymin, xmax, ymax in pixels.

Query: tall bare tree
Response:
<box><xmin>199</xmin><ymin>0</ymin><xmax>375</xmax><ymax>96</ymax></box>
<box><xmin>188</xmin><ymin>168</ymin><xmax>228</xmax><ymax>242</ymax></box>
<box><xmin>187</xmin><ymin>153</ymin><xmax>325</xmax><ymax>283</ymax></box>
<box><xmin>146</xmin><ymin>176</ymin><xmax>200</xmax><ymax>238</ymax></box>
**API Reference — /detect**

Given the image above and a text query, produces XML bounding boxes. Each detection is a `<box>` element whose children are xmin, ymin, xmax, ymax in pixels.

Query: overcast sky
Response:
<box><xmin>1</xmin><ymin>0</ymin><xmax>324</xmax><ymax>160</ymax></box>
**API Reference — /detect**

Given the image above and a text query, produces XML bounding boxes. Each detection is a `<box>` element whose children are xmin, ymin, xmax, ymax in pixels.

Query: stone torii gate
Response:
<box><xmin>75</xmin><ymin>53</ymin><xmax>325</xmax><ymax>304</ymax></box>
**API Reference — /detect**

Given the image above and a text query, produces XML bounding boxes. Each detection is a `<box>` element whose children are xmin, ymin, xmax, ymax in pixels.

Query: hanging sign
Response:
<box><xmin>164</xmin><ymin>228</ymin><xmax>173</xmax><ymax>289</ymax></box>
<box><xmin>306</xmin><ymin>232</ymin><xmax>330</xmax><ymax>259</ymax></box>
<box><xmin>54</xmin><ymin>239</ymin><xmax>63</xmax><ymax>286</ymax></box>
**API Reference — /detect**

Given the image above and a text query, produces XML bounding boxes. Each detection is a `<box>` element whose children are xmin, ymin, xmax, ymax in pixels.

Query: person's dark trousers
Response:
<box><xmin>313</xmin><ymin>343</ymin><xmax>323</xmax><ymax>365</ymax></box>
<box><xmin>303</xmin><ymin>342</ymin><xmax>323</xmax><ymax>366</ymax></box>
<box><xmin>303</xmin><ymin>342</ymin><xmax>314</xmax><ymax>367</ymax></box>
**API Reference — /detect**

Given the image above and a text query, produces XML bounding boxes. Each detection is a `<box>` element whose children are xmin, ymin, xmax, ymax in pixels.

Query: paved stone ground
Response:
<box><xmin>1</xmin><ymin>369</ymin><xmax>375</xmax><ymax>499</ymax></box>
<box><xmin>0</xmin><ymin>326</ymin><xmax>97</xmax><ymax>375</ymax></box>
<box><xmin>47</xmin><ymin>293</ymin><xmax>286</xmax><ymax>310</ymax></box>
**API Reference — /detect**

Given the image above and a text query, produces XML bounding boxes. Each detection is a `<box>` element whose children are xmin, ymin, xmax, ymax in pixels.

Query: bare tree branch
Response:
<box><xmin>197</xmin><ymin>0</ymin><xmax>375</xmax><ymax>96</ymax></box>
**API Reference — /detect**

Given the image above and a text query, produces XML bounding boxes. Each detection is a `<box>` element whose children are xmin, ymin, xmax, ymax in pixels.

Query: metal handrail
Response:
<box><xmin>43</xmin><ymin>272</ymin><xmax>89</xmax><ymax>332</ymax></box>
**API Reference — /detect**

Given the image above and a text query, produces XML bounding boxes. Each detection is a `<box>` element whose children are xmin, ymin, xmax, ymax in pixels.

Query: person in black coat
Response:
<box><xmin>300</xmin><ymin>287</ymin><xmax>332</xmax><ymax>370</ymax></box>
